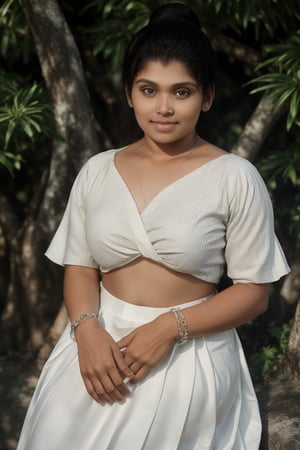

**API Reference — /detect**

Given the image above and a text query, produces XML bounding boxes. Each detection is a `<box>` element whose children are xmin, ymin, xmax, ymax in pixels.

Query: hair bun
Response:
<box><xmin>149</xmin><ymin>3</ymin><xmax>201</xmax><ymax>28</ymax></box>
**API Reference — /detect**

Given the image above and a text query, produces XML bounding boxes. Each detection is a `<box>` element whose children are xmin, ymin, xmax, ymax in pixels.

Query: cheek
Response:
<box><xmin>131</xmin><ymin>105</ymin><xmax>149</xmax><ymax>129</ymax></box>
<box><xmin>132</xmin><ymin>99</ymin><xmax>152</xmax><ymax>121</ymax></box>
<box><xmin>184</xmin><ymin>103</ymin><xmax>202</xmax><ymax>122</ymax></box>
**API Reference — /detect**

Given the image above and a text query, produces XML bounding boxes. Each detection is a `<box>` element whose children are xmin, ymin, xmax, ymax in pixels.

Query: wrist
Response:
<box><xmin>70</xmin><ymin>312</ymin><xmax>99</xmax><ymax>341</ymax></box>
<box><xmin>157</xmin><ymin>312</ymin><xmax>179</xmax><ymax>342</ymax></box>
<box><xmin>170</xmin><ymin>308</ymin><xmax>189</xmax><ymax>344</ymax></box>
<box><xmin>75</xmin><ymin>317</ymin><xmax>101</xmax><ymax>337</ymax></box>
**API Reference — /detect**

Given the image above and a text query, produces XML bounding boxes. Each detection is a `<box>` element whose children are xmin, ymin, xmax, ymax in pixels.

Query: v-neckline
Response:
<box><xmin>112</xmin><ymin>150</ymin><xmax>230</xmax><ymax>216</ymax></box>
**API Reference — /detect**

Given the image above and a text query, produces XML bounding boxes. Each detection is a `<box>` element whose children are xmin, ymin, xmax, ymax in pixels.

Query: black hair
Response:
<box><xmin>122</xmin><ymin>3</ymin><xmax>215</xmax><ymax>99</ymax></box>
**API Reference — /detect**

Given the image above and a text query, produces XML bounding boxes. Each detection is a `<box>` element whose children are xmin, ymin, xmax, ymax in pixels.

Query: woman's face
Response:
<box><xmin>128</xmin><ymin>59</ymin><xmax>213</xmax><ymax>146</ymax></box>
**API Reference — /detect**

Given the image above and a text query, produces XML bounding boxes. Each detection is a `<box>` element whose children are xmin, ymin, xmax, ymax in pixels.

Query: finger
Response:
<box><xmin>128</xmin><ymin>361</ymin><xmax>141</xmax><ymax>380</ymax></box>
<box><xmin>100</xmin><ymin>368</ymin><xmax>131</xmax><ymax>402</ymax></box>
<box><xmin>84</xmin><ymin>377</ymin><xmax>105</xmax><ymax>405</ymax></box>
<box><xmin>108</xmin><ymin>364</ymin><xmax>133</xmax><ymax>398</ymax></box>
<box><xmin>97</xmin><ymin>391</ymin><xmax>114</xmax><ymax>405</ymax></box>
<box><xmin>118</xmin><ymin>333</ymin><xmax>134</xmax><ymax>349</ymax></box>
<box><xmin>93</xmin><ymin>377</ymin><xmax>117</xmax><ymax>404</ymax></box>
<box><xmin>130</xmin><ymin>365</ymin><xmax>150</xmax><ymax>384</ymax></box>
<box><xmin>113</xmin><ymin>347</ymin><xmax>135</xmax><ymax>381</ymax></box>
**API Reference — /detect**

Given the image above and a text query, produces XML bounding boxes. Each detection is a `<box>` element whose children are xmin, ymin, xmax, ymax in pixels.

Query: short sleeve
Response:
<box><xmin>45</xmin><ymin>161</ymin><xmax>98</xmax><ymax>268</ymax></box>
<box><xmin>225</xmin><ymin>158</ymin><xmax>290</xmax><ymax>284</ymax></box>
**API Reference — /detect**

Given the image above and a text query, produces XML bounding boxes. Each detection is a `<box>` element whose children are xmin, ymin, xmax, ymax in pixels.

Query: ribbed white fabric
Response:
<box><xmin>45</xmin><ymin>148</ymin><xmax>289</xmax><ymax>284</ymax></box>
<box><xmin>17</xmin><ymin>286</ymin><xmax>262</xmax><ymax>450</ymax></box>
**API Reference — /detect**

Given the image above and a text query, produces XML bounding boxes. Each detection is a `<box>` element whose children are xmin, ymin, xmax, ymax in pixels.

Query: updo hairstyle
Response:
<box><xmin>122</xmin><ymin>3</ymin><xmax>215</xmax><ymax>100</ymax></box>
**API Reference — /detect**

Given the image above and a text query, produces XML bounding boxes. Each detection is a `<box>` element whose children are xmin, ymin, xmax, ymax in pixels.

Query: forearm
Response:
<box><xmin>63</xmin><ymin>265</ymin><xmax>101</xmax><ymax>322</ymax></box>
<box><xmin>166</xmin><ymin>283</ymin><xmax>269</xmax><ymax>340</ymax></box>
<box><xmin>118</xmin><ymin>283</ymin><xmax>269</xmax><ymax>385</ymax></box>
<box><xmin>63</xmin><ymin>265</ymin><xmax>133</xmax><ymax>404</ymax></box>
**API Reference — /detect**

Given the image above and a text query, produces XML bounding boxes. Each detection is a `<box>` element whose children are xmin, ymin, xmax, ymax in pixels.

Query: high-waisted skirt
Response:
<box><xmin>17</xmin><ymin>285</ymin><xmax>262</xmax><ymax>450</ymax></box>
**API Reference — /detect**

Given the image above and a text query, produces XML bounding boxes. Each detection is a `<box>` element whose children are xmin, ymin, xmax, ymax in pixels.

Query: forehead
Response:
<box><xmin>134</xmin><ymin>60</ymin><xmax>197</xmax><ymax>85</ymax></box>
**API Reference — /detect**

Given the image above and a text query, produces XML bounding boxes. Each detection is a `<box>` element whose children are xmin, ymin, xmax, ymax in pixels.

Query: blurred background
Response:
<box><xmin>0</xmin><ymin>1</ymin><xmax>299</xmax><ymax>448</ymax></box>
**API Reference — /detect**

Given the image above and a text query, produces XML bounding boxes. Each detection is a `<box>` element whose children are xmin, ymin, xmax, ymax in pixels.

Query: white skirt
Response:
<box><xmin>17</xmin><ymin>286</ymin><xmax>261</xmax><ymax>450</ymax></box>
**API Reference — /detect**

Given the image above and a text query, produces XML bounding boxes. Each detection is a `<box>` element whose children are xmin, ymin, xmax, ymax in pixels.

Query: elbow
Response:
<box><xmin>257</xmin><ymin>295</ymin><xmax>269</xmax><ymax>316</ymax></box>
<box><xmin>255</xmin><ymin>285</ymin><xmax>269</xmax><ymax>317</ymax></box>
<box><xmin>241</xmin><ymin>283</ymin><xmax>270</xmax><ymax>319</ymax></box>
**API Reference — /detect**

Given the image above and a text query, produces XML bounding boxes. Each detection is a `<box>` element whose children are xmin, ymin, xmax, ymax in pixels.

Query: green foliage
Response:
<box><xmin>81</xmin><ymin>0</ymin><xmax>155</xmax><ymax>86</ymax></box>
<box><xmin>248</xmin><ymin>32</ymin><xmax>300</xmax><ymax>129</ymax></box>
<box><xmin>259</xmin><ymin>147</ymin><xmax>300</xmax><ymax>187</ymax></box>
<box><xmin>0</xmin><ymin>72</ymin><xmax>55</xmax><ymax>174</ymax></box>
<box><xmin>0</xmin><ymin>1</ymin><xmax>54</xmax><ymax>174</ymax></box>
<box><xmin>249</xmin><ymin>323</ymin><xmax>292</xmax><ymax>378</ymax></box>
<box><xmin>0</xmin><ymin>0</ymin><xmax>32</xmax><ymax>64</ymax></box>
<box><xmin>206</xmin><ymin>0</ymin><xmax>300</xmax><ymax>36</ymax></box>
<box><xmin>257</xmin><ymin>137</ymin><xmax>300</xmax><ymax>247</ymax></box>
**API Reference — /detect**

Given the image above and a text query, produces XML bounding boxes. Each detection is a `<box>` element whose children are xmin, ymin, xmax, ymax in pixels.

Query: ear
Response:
<box><xmin>202</xmin><ymin>84</ymin><xmax>215</xmax><ymax>112</ymax></box>
<box><xmin>125</xmin><ymin>89</ymin><xmax>133</xmax><ymax>108</ymax></box>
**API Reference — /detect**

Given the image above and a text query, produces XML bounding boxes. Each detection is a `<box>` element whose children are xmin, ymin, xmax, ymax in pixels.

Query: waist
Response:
<box><xmin>100</xmin><ymin>283</ymin><xmax>215</xmax><ymax>322</ymax></box>
<box><xmin>102</xmin><ymin>258</ymin><xmax>215</xmax><ymax>307</ymax></box>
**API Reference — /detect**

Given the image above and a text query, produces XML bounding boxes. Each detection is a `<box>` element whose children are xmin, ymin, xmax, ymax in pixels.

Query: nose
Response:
<box><xmin>156</xmin><ymin>94</ymin><xmax>174</xmax><ymax>116</ymax></box>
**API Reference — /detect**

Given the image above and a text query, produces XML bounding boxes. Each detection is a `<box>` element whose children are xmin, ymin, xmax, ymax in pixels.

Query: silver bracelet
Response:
<box><xmin>70</xmin><ymin>312</ymin><xmax>99</xmax><ymax>341</ymax></box>
<box><xmin>170</xmin><ymin>308</ymin><xmax>189</xmax><ymax>344</ymax></box>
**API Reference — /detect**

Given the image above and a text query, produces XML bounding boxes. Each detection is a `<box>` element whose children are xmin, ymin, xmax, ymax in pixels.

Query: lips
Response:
<box><xmin>150</xmin><ymin>120</ymin><xmax>178</xmax><ymax>132</ymax></box>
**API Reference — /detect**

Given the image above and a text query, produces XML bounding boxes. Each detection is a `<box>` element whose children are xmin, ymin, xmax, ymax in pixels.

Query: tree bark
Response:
<box><xmin>208</xmin><ymin>31</ymin><xmax>261</xmax><ymax>68</ymax></box>
<box><xmin>0</xmin><ymin>0</ymin><xmax>104</xmax><ymax>353</ymax></box>
<box><xmin>0</xmin><ymin>194</ymin><xmax>19</xmax><ymax>313</ymax></box>
<box><xmin>288</xmin><ymin>299</ymin><xmax>300</xmax><ymax>380</ymax></box>
<box><xmin>36</xmin><ymin>304</ymin><xmax>68</xmax><ymax>369</ymax></box>
<box><xmin>286</xmin><ymin>258</ymin><xmax>300</xmax><ymax>380</ymax></box>
<box><xmin>231</xmin><ymin>92</ymin><xmax>285</xmax><ymax>161</ymax></box>
<box><xmin>23</xmin><ymin>0</ymin><xmax>102</xmax><ymax>171</ymax></box>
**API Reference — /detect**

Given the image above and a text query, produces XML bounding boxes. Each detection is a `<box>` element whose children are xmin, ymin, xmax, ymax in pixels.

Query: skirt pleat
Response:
<box><xmin>17</xmin><ymin>285</ymin><xmax>261</xmax><ymax>450</ymax></box>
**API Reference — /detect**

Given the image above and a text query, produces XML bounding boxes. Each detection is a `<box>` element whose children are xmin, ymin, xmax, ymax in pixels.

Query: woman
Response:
<box><xmin>17</xmin><ymin>3</ymin><xmax>290</xmax><ymax>449</ymax></box>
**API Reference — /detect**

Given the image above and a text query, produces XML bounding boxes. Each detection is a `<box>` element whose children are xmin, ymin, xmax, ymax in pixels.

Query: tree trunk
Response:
<box><xmin>286</xmin><ymin>259</ymin><xmax>300</xmax><ymax>380</ymax></box>
<box><xmin>231</xmin><ymin>92</ymin><xmax>286</xmax><ymax>161</ymax></box>
<box><xmin>288</xmin><ymin>299</ymin><xmax>300</xmax><ymax>380</ymax></box>
<box><xmin>36</xmin><ymin>304</ymin><xmax>68</xmax><ymax>370</ymax></box>
<box><xmin>0</xmin><ymin>0</ymin><xmax>104</xmax><ymax>353</ymax></box>
<box><xmin>0</xmin><ymin>194</ymin><xmax>23</xmax><ymax>353</ymax></box>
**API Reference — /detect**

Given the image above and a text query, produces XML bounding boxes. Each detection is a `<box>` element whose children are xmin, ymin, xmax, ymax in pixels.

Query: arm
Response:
<box><xmin>64</xmin><ymin>265</ymin><xmax>133</xmax><ymax>404</ymax></box>
<box><xmin>182</xmin><ymin>282</ymin><xmax>268</xmax><ymax>337</ymax></box>
<box><xmin>118</xmin><ymin>282</ymin><xmax>269</xmax><ymax>382</ymax></box>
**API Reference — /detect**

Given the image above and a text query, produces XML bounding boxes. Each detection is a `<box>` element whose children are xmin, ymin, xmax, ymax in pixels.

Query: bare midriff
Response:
<box><xmin>102</xmin><ymin>257</ymin><xmax>215</xmax><ymax>307</ymax></box>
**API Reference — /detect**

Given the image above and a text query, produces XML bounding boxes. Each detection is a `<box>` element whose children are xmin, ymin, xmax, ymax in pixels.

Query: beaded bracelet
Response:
<box><xmin>70</xmin><ymin>312</ymin><xmax>99</xmax><ymax>341</ymax></box>
<box><xmin>170</xmin><ymin>308</ymin><xmax>189</xmax><ymax>344</ymax></box>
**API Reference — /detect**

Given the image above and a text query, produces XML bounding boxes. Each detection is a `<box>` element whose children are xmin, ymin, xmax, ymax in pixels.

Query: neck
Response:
<box><xmin>141</xmin><ymin>134</ymin><xmax>199</xmax><ymax>159</ymax></box>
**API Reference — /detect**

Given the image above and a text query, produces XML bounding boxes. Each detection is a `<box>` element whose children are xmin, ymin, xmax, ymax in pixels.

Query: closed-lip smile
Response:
<box><xmin>151</xmin><ymin>120</ymin><xmax>178</xmax><ymax>124</ymax></box>
<box><xmin>150</xmin><ymin>120</ymin><xmax>178</xmax><ymax>132</ymax></box>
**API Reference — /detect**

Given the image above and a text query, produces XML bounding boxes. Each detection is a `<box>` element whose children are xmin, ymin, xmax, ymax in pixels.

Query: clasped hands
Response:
<box><xmin>76</xmin><ymin>313</ymin><xmax>176</xmax><ymax>405</ymax></box>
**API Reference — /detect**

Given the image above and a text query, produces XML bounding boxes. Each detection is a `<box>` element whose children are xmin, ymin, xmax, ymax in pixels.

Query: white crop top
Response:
<box><xmin>45</xmin><ymin>148</ymin><xmax>290</xmax><ymax>284</ymax></box>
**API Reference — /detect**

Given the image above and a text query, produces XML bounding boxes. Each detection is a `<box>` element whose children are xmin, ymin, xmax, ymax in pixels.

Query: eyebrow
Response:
<box><xmin>135</xmin><ymin>79</ymin><xmax>198</xmax><ymax>88</ymax></box>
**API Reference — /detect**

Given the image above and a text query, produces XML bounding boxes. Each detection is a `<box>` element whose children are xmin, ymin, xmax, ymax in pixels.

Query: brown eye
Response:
<box><xmin>141</xmin><ymin>87</ymin><xmax>156</xmax><ymax>96</ymax></box>
<box><xmin>174</xmin><ymin>89</ymin><xmax>190</xmax><ymax>98</ymax></box>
